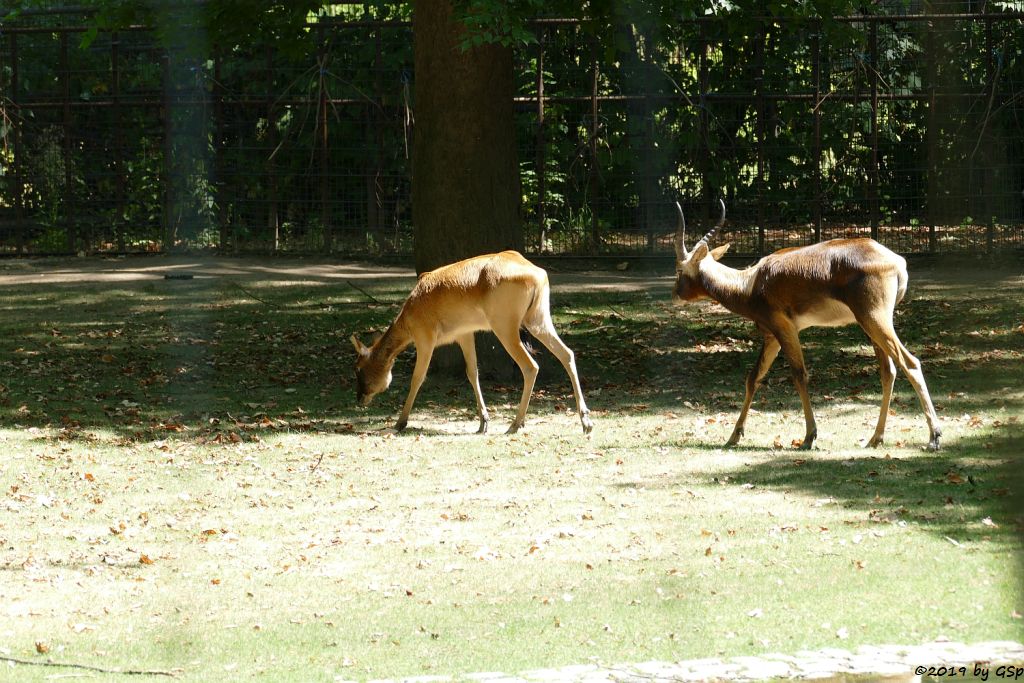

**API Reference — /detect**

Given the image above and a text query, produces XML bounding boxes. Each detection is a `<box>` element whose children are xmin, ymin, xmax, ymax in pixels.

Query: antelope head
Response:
<box><xmin>672</xmin><ymin>199</ymin><xmax>730</xmax><ymax>303</ymax></box>
<box><xmin>351</xmin><ymin>333</ymin><xmax>393</xmax><ymax>407</ymax></box>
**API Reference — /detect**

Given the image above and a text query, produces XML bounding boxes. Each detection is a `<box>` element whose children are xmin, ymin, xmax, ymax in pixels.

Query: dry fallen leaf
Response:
<box><xmin>35</xmin><ymin>641</ymin><xmax>50</xmax><ymax>654</ymax></box>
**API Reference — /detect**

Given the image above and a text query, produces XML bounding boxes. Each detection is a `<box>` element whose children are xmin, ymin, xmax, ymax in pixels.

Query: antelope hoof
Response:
<box><xmin>581</xmin><ymin>412</ymin><xmax>594</xmax><ymax>435</ymax></box>
<box><xmin>476</xmin><ymin>418</ymin><xmax>489</xmax><ymax>435</ymax></box>
<box><xmin>725</xmin><ymin>428</ymin><xmax>743</xmax><ymax>447</ymax></box>
<box><xmin>926</xmin><ymin>434</ymin><xmax>941</xmax><ymax>452</ymax></box>
<box><xmin>798</xmin><ymin>433</ymin><xmax>817</xmax><ymax>450</ymax></box>
<box><xmin>867</xmin><ymin>435</ymin><xmax>884</xmax><ymax>448</ymax></box>
<box><xmin>506</xmin><ymin>420</ymin><xmax>524</xmax><ymax>435</ymax></box>
<box><xmin>394</xmin><ymin>418</ymin><xmax>408</xmax><ymax>433</ymax></box>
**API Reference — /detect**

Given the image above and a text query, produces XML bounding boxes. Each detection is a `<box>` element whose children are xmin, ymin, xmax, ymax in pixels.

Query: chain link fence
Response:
<box><xmin>1</xmin><ymin>6</ymin><xmax>1022</xmax><ymax>257</ymax></box>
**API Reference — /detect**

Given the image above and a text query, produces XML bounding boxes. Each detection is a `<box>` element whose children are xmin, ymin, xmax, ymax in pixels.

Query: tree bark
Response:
<box><xmin>412</xmin><ymin>0</ymin><xmax>522</xmax><ymax>274</ymax></box>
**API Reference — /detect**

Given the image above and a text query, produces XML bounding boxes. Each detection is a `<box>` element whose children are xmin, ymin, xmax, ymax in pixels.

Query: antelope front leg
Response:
<box><xmin>726</xmin><ymin>335</ymin><xmax>780</xmax><ymax>446</ymax></box>
<box><xmin>395</xmin><ymin>344</ymin><xmax>434</xmax><ymax>432</ymax></box>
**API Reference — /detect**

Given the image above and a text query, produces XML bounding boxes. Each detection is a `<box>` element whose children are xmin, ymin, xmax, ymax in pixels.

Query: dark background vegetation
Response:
<box><xmin>1</xmin><ymin>0</ymin><xmax>1023</xmax><ymax>261</ymax></box>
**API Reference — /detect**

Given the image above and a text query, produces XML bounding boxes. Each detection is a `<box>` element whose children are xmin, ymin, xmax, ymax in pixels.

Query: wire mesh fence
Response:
<box><xmin>1</xmin><ymin>6</ymin><xmax>1022</xmax><ymax>257</ymax></box>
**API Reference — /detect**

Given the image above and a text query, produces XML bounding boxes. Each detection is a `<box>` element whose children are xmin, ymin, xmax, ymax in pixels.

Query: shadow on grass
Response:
<box><xmin>706</xmin><ymin>424</ymin><xmax>1024</xmax><ymax>548</ymax></box>
<box><xmin>0</xmin><ymin>261</ymin><xmax>1020</xmax><ymax>452</ymax></box>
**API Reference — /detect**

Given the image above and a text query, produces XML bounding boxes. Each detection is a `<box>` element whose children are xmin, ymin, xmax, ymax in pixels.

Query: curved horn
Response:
<box><xmin>699</xmin><ymin>198</ymin><xmax>727</xmax><ymax>244</ymax></box>
<box><xmin>673</xmin><ymin>201</ymin><xmax>689</xmax><ymax>260</ymax></box>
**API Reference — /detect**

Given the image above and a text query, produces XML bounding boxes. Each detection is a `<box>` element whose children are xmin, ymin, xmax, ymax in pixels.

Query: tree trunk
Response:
<box><xmin>412</xmin><ymin>0</ymin><xmax>522</xmax><ymax>275</ymax></box>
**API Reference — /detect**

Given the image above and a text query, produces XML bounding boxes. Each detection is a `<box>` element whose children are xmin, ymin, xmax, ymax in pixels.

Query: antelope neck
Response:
<box><xmin>373</xmin><ymin>319</ymin><xmax>413</xmax><ymax>364</ymax></box>
<box><xmin>699</xmin><ymin>258</ymin><xmax>754</xmax><ymax>313</ymax></box>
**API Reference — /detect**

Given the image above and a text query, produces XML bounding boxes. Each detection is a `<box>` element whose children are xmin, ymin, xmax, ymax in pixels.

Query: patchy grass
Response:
<box><xmin>0</xmin><ymin>255</ymin><xmax>1021</xmax><ymax>681</ymax></box>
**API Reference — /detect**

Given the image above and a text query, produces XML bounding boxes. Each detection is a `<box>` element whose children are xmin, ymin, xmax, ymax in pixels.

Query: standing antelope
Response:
<box><xmin>350</xmin><ymin>251</ymin><xmax>593</xmax><ymax>435</ymax></box>
<box><xmin>672</xmin><ymin>200</ymin><xmax>941</xmax><ymax>451</ymax></box>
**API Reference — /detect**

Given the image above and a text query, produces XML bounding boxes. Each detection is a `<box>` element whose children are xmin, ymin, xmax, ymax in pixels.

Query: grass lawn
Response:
<box><xmin>1</xmin><ymin>254</ymin><xmax>1021</xmax><ymax>681</ymax></box>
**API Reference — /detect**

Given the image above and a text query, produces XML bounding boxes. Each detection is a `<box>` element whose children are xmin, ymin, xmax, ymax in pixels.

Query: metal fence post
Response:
<box><xmin>869</xmin><ymin>20</ymin><xmax>879</xmax><ymax>242</ymax></box>
<box><xmin>61</xmin><ymin>31</ymin><xmax>75</xmax><ymax>253</ymax></box>
<box><xmin>366</xmin><ymin>18</ymin><xmax>383</xmax><ymax>248</ymax></box>
<box><xmin>535</xmin><ymin>28</ymin><xmax>546</xmax><ymax>253</ymax></box>
<box><xmin>266</xmin><ymin>46</ymin><xmax>279</xmax><ymax>252</ymax></box>
<box><xmin>589</xmin><ymin>37</ymin><xmax>600</xmax><ymax>255</ymax></box>
<box><xmin>698</xmin><ymin>22</ymin><xmax>711</xmax><ymax>221</ymax></box>
<box><xmin>111</xmin><ymin>31</ymin><xmax>125</xmax><ymax>252</ymax></box>
<box><xmin>812</xmin><ymin>21</ymin><xmax>823</xmax><ymax>244</ymax></box>
<box><xmin>213</xmin><ymin>49</ymin><xmax>228</xmax><ymax>251</ymax></box>
<box><xmin>9</xmin><ymin>32</ymin><xmax>25</xmax><ymax>253</ymax></box>
<box><xmin>924</xmin><ymin>15</ymin><xmax>938</xmax><ymax>253</ymax></box>
<box><xmin>161</xmin><ymin>51</ymin><xmax>174</xmax><ymax>250</ymax></box>
<box><xmin>318</xmin><ymin>22</ymin><xmax>330</xmax><ymax>252</ymax></box>
<box><xmin>755</xmin><ymin>19</ymin><xmax>766</xmax><ymax>256</ymax></box>
<box><xmin>984</xmin><ymin>15</ymin><xmax>995</xmax><ymax>254</ymax></box>
<box><xmin>641</xmin><ymin>56</ymin><xmax>656</xmax><ymax>254</ymax></box>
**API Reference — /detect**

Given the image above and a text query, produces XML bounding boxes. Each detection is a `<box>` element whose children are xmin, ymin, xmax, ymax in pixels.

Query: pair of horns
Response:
<box><xmin>674</xmin><ymin>198</ymin><xmax>726</xmax><ymax>260</ymax></box>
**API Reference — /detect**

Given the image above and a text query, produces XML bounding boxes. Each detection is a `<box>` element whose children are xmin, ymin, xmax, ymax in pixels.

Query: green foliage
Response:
<box><xmin>1</xmin><ymin>2</ymin><xmax>1021</xmax><ymax>254</ymax></box>
<box><xmin>452</xmin><ymin>0</ymin><xmax>546</xmax><ymax>48</ymax></box>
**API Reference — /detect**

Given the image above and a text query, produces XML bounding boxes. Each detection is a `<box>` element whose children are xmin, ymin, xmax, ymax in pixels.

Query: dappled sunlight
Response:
<box><xmin>0</xmin><ymin>255</ymin><xmax>416</xmax><ymax>287</ymax></box>
<box><xmin>1</xmin><ymin>257</ymin><xmax>1021</xmax><ymax>679</ymax></box>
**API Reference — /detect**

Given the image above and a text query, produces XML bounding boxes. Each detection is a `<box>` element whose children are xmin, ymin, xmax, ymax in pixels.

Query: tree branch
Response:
<box><xmin>0</xmin><ymin>655</ymin><xmax>179</xmax><ymax>677</ymax></box>
<box><xmin>346</xmin><ymin>280</ymin><xmax>395</xmax><ymax>307</ymax></box>
<box><xmin>227</xmin><ymin>280</ymin><xmax>274</xmax><ymax>306</ymax></box>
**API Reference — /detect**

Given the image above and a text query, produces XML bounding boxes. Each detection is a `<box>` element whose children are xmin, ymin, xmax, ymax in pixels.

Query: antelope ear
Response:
<box><xmin>690</xmin><ymin>241</ymin><xmax>710</xmax><ymax>263</ymax></box>
<box><xmin>350</xmin><ymin>334</ymin><xmax>369</xmax><ymax>356</ymax></box>
<box><xmin>710</xmin><ymin>243</ymin><xmax>731</xmax><ymax>261</ymax></box>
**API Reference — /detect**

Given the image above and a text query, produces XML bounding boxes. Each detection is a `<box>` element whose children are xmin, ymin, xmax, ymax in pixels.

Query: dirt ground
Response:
<box><xmin>0</xmin><ymin>254</ymin><xmax>676</xmax><ymax>297</ymax></box>
<box><xmin>1</xmin><ymin>253</ymin><xmax>1020</xmax><ymax>319</ymax></box>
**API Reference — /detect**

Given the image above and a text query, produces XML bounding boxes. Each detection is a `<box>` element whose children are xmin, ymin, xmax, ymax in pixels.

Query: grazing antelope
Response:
<box><xmin>672</xmin><ymin>200</ymin><xmax>941</xmax><ymax>451</ymax></box>
<box><xmin>351</xmin><ymin>251</ymin><xmax>593</xmax><ymax>435</ymax></box>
